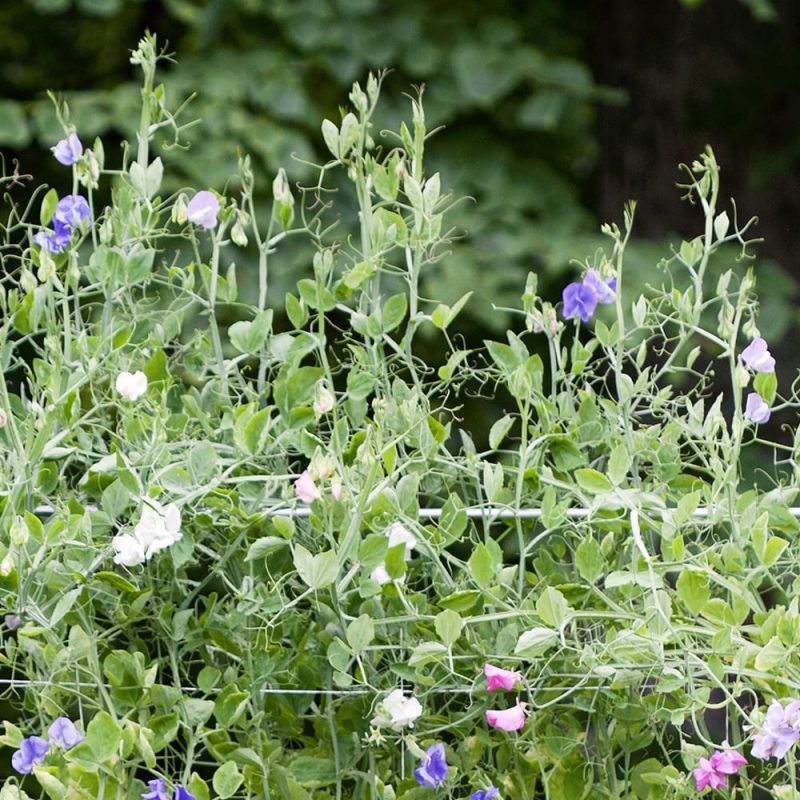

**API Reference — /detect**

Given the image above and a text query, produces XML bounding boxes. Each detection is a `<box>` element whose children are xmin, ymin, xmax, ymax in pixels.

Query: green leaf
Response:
<box><xmin>346</xmin><ymin>614</ymin><xmax>374</xmax><ymax>653</ymax></box>
<box><xmin>285</xmin><ymin>293</ymin><xmax>307</xmax><ymax>329</ymax></box>
<box><xmin>574</xmin><ymin>468</ymin><xmax>613</xmax><ymax>494</ymax></box>
<box><xmin>489</xmin><ymin>415</ymin><xmax>514</xmax><ymax>450</ymax></box>
<box><xmin>536</xmin><ymin>587</ymin><xmax>570</xmax><ymax>626</ymax></box>
<box><xmin>468</xmin><ymin>543</ymin><xmax>495</xmax><ymax>587</ymax></box>
<box><xmin>242</xmin><ymin>408</ymin><xmax>271</xmax><ymax>456</ymax></box>
<box><xmin>85</xmin><ymin>711</ymin><xmax>121</xmax><ymax>762</ymax></box>
<box><xmin>434</xmin><ymin>609</ymin><xmax>463</xmax><ymax>646</ymax></box>
<box><xmin>289</xmin><ymin>757</ymin><xmax>338</xmax><ymax>788</ymax></box>
<box><xmin>213</xmin><ymin>762</ymin><xmax>244</xmax><ymax>799</ymax></box>
<box><xmin>515</xmin><ymin>627</ymin><xmax>558</xmax><ymax>658</ymax></box>
<box><xmin>188</xmin><ymin>441</ymin><xmax>217</xmax><ymax>483</ymax></box>
<box><xmin>321</xmin><ymin>119</ymin><xmax>340</xmax><ymax>158</ymax></box>
<box><xmin>439</xmin><ymin>494</ymin><xmax>468</xmax><ymax>545</ymax></box>
<box><xmin>228</xmin><ymin>310</ymin><xmax>273</xmax><ymax>354</ymax></box>
<box><xmin>50</xmin><ymin>587</ymin><xmax>81</xmax><ymax>627</ymax></box>
<box><xmin>575</xmin><ymin>537</ymin><xmax>604</xmax><ymax>583</ymax></box>
<box><xmin>40</xmin><ymin>188</ymin><xmax>59</xmax><ymax>226</ymax></box>
<box><xmin>382</xmin><ymin>293</ymin><xmax>408</xmax><ymax>333</ymax></box>
<box><xmin>294</xmin><ymin>544</ymin><xmax>338</xmax><ymax>590</ymax></box>
<box><xmin>755</xmin><ymin>635</ymin><xmax>787</xmax><ymax>672</ymax></box>
<box><xmin>753</xmin><ymin>371</ymin><xmax>777</xmax><ymax>405</ymax></box>
<box><xmin>245</xmin><ymin>537</ymin><xmax>289</xmax><ymax>561</ymax></box>
<box><xmin>125</xmin><ymin>249</ymin><xmax>156</xmax><ymax>283</ymax></box>
<box><xmin>607</xmin><ymin>444</ymin><xmax>630</xmax><ymax>487</ymax></box>
<box><xmin>101</xmin><ymin>479</ymin><xmax>130</xmax><ymax>521</ymax></box>
<box><xmin>32</xmin><ymin>767</ymin><xmax>67</xmax><ymax>800</ymax></box>
<box><xmin>676</xmin><ymin>569</ymin><xmax>710</xmax><ymax>615</ymax></box>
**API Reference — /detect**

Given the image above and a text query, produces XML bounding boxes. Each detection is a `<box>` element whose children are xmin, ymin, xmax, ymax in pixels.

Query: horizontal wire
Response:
<box><xmin>31</xmin><ymin>505</ymin><xmax>800</xmax><ymax>518</ymax></box>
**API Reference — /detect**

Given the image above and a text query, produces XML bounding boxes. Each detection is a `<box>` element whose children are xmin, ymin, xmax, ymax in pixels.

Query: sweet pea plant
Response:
<box><xmin>1</xmin><ymin>33</ymin><xmax>800</xmax><ymax>800</ymax></box>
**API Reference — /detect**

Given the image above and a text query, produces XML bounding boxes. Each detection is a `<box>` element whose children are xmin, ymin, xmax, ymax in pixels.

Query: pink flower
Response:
<box><xmin>294</xmin><ymin>470</ymin><xmax>321</xmax><ymax>504</ymax></box>
<box><xmin>484</xmin><ymin>663</ymin><xmax>523</xmax><ymax>692</ymax></box>
<box><xmin>710</xmin><ymin>749</ymin><xmax>747</xmax><ymax>774</ymax></box>
<box><xmin>486</xmin><ymin>704</ymin><xmax>526</xmax><ymax>732</ymax></box>
<box><xmin>693</xmin><ymin>757</ymin><xmax>728</xmax><ymax>791</ymax></box>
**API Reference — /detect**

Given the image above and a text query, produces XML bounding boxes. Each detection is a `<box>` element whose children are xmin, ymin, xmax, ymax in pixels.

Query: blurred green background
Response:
<box><xmin>1</xmin><ymin>0</ymin><xmax>798</xmax><ymax>453</ymax></box>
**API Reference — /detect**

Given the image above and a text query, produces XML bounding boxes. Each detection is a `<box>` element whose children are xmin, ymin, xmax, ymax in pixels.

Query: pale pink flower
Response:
<box><xmin>486</xmin><ymin>704</ymin><xmax>526</xmax><ymax>732</ymax></box>
<box><xmin>294</xmin><ymin>470</ymin><xmax>321</xmax><ymax>504</ymax></box>
<box><xmin>484</xmin><ymin>663</ymin><xmax>523</xmax><ymax>692</ymax></box>
<box><xmin>186</xmin><ymin>190</ymin><xmax>220</xmax><ymax>229</ymax></box>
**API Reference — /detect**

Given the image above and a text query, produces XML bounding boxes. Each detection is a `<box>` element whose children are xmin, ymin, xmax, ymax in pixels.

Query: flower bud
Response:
<box><xmin>313</xmin><ymin>383</ymin><xmax>335</xmax><ymax>416</ymax></box>
<box><xmin>0</xmin><ymin>408</ymin><xmax>7</xmax><ymax>427</ymax></box>
<box><xmin>10</xmin><ymin>516</ymin><xmax>28</xmax><ymax>546</ymax></box>
<box><xmin>713</xmin><ymin>210</ymin><xmax>730</xmax><ymax>242</ymax></box>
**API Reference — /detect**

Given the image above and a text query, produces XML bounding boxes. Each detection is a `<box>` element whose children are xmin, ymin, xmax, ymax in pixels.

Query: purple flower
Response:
<box><xmin>752</xmin><ymin>700</ymin><xmax>800</xmax><ymax>759</ymax></box>
<box><xmin>740</xmin><ymin>337</ymin><xmax>775</xmax><ymax>373</ymax></box>
<box><xmin>4</xmin><ymin>614</ymin><xmax>22</xmax><ymax>630</ymax></box>
<box><xmin>53</xmin><ymin>133</ymin><xmax>83</xmax><ymax>166</ymax></box>
<box><xmin>33</xmin><ymin>219</ymin><xmax>71</xmax><ymax>254</ymax></box>
<box><xmin>413</xmin><ymin>742</ymin><xmax>448</xmax><ymax>788</ymax></box>
<box><xmin>173</xmin><ymin>788</ymin><xmax>196</xmax><ymax>800</ymax></box>
<box><xmin>11</xmin><ymin>735</ymin><xmax>49</xmax><ymax>774</ymax></box>
<box><xmin>48</xmin><ymin>717</ymin><xmax>83</xmax><ymax>749</ymax></box>
<box><xmin>745</xmin><ymin>393</ymin><xmax>771</xmax><ymax>425</ymax></box>
<box><xmin>583</xmin><ymin>269</ymin><xmax>616</xmax><ymax>305</ymax></box>
<box><xmin>562</xmin><ymin>282</ymin><xmax>598</xmax><ymax>322</ymax></box>
<box><xmin>142</xmin><ymin>779</ymin><xmax>170</xmax><ymax>800</ymax></box>
<box><xmin>54</xmin><ymin>195</ymin><xmax>91</xmax><ymax>229</ymax></box>
<box><xmin>186</xmin><ymin>190</ymin><xmax>220</xmax><ymax>229</ymax></box>
<box><xmin>470</xmin><ymin>788</ymin><xmax>500</xmax><ymax>800</ymax></box>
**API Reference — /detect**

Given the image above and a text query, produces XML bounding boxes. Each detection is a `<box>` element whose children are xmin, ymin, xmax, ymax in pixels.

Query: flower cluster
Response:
<box><xmin>562</xmin><ymin>268</ymin><xmax>617</xmax><ymax>322</ymax></box>
<box><xmin>740</xmin><ymin>337</ymin><xmax>775</xmax><ymax>425</ymax></box>
<box><xmin>293</xmin><ymin>456</ymin><xmax>342</xmax><ymax>504</ymax></box>
<box><xmin>693</xmin><ymin>748</ymin><xmax>747</xmax><ymax>791</ymax></box>
<box><xmin>142</xmin><ymin>777</ymin><xmax>195</xmax><ymax>800</ymax></box>
<box><xmin>12</xmin><ymin>717</ymin><xmax>82</xmax><ymax>774</ymax></box>
<box><xmin>484</xmin><ymin>662</ymin><xmax>526</xmax><ymax>732</ymax></box>
<box><xmin>112</xmin><ymin>500</ymin><xmax>182</xmax><ymax>567</ymax></box>
<box><xmin>33</xmin><ymin>194</ymin><xmax>91</xmax><ymax>254</ymax></box>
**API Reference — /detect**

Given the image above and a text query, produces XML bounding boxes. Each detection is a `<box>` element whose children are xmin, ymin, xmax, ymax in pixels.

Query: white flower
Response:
<box><xmin>313</xmin><ymin>383</ymin><xmax>335</xmax><ymax>416</ymax></box>
<box><xmin>134</xmin><ymin>501</ymin><xmax>182</xmax><ymax>558</ymax></box>
<box><xmin>386</xmin><ymin>522</ymin><xmax>416</xmax><ymax>559</ymax></box>
<box><xmin>115</xmin><ymin>370</ymin><xmax>148</xmax><ymax>401</ymax></box>
<box><xmin>371</xmin><ymin>689</ymin><xmax>422</xmax><ymax>731</ymax></box>
<box><xmin>113</xmin><ymin>501</ymin><xmax>182</xmax><ymax>567</ymax></box>
<box><xmin>370</xmin><ymin>564</ymin><xmax>406</xmax><ymax>586</ymax></box>
<box><xmin>111</xmin><ymin>533</ymin><xmax>146</xmax><ymax>567</ymax></box>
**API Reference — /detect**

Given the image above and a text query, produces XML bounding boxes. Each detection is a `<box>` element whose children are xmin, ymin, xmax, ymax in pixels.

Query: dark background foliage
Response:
<box><xmin>1</xmin><ymin>0</ymin><xmax>798</xmax><ymax>449</ymax></box>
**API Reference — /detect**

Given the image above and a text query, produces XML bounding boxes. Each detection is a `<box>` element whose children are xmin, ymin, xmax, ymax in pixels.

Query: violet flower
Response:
<box><xmin>583</xmin><ymin>268</ymin><xmax>616</xmax><ymax>305</ymax></box>
<box><xmin>562</xmin><ymin>282</ymin><xmax>598</xmax><ymax>322</ymax></box>
<box><xmin>745</xmin><ymin>393</ymin><xmax>771</xmax><ymax>425</ymax></box>
<box><xmin>740</xmin><ymin>337</ymin><xmax>775</xmax><ymax>373</ymax></box>
<box><xmin>11</xmin><ymin>735</ymin><xmax>49</xmax><ymax>774</ymax></box>
<box><xmin>470</xmin><ymin>788</ymin><xmax>499</xmax><ymax>800</ymax></box>
<box><xmin>142</xmin><ymin>779</ymin><xmax>170</xmax><ymax>800</ymax></box>
<box><xmin>413</xmin><ymin>743</ymin><xmax>448</xmax><ymax>788</ymax></box>
<box><xmin>752</xmin><ymin>700</ymin><xmax>800</xmax><ymax>759</ymax></box>
<box><xmin>54</xmin><ymin>195</ymin><xmax>91</xmax><ymax>229</ymax></box>
<box><xmin>48</xmin><ymin>717</ymin><xmax>83</xmax><ymax>749</ymax></box>
<box><xmin>173</xmin><ymin>787</ymin><xmax>196</xmax><ymax>800</ymax></box>
<box><xmin>53</xmin><ymin>133</ymin><xmax>83</xmax><ymax>166</ymax></box>
<box><xmin>33</xmin><ymin>219</ymin><xmax>71</xmax><ymax>254</ymax></box>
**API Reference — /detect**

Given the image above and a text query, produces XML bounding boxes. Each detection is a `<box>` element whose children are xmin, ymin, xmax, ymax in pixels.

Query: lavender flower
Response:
<box><xmin>414</xmin><ymin>743</ymin><xmax>448</xmax><ymax>788</ymax></box>
<box><xmin>53</xmin><ymin>133</ymin><xmax>83</xmax><ymax>166</ymax></box>
<box><xmin>740</xmin><ymin>337</ymin><xmax>775</xmax><ymax>373</ymax></box>
<box><xmin>48</xmin><ymin>717</ymin><xmax>83</xmax><ymax>749</ymax></box>
<box><xmin>11</xmin><ymin>735</ymin><xmax>49</xmax><ymax>774</ymax></box>
<box><xmin>582</xmin><ymin>268</ymin><xmax>617</xmax><ymax>305</ymax></box>
<box><xmin>33</xmin><ymin>219</ymin><xmax>71</xmax><ymax>254</ymax></box>
<box><xmin>752</xmin><ymin>700</ymin><xmax>800</xmax><ymax>759</ymax></box>
<box><xmin>142</xmin><ymin>779</ymin><xmax>170</xmax><ymax>800</ymax></box>
<box><xmin>745</xmin><ymin>392</ymin><xmax>771</xmax><ymax>425</ymax></box>
<box><xmin>186</xmin><ymin>190</ymin><xmax>220</xmax><ymax>229</ymax></box>
<box><xmin>54</xmin><ymin>195</ymin><xmax>91</xmax><ymax>229</ymax></box>
<box><xmin>470</xmin><ymin>788</ymin><xmax>500</xmax><ymax>800</ymax></box>
<box><xmin>562</xmin><ymin>282</ymin><xmax>598</xmax><ymax>322</ymax></box>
